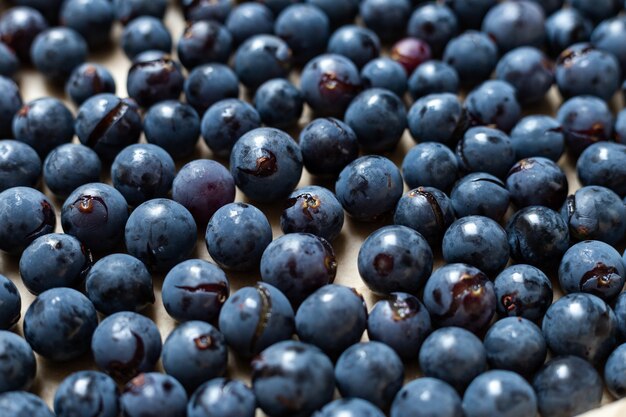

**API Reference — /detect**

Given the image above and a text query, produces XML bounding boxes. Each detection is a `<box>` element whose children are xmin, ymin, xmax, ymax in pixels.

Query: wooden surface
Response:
<box><xmin>2</xmin><ymin>1</ymin><xmax>626</xmax><ymax>416</ymax></box>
